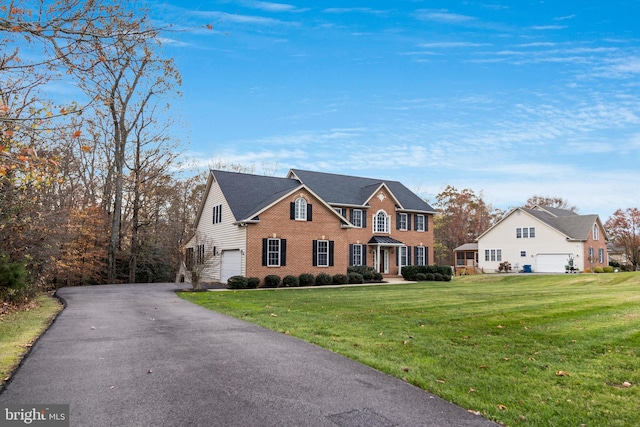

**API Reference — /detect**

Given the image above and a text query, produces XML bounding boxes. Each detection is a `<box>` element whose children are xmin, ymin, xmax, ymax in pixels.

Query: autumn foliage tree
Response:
<box><xmin>432</xmin><ymin>186</ymin><xmax>500</xmax><ymax>265</ymax></box>
<box><xmin>525</xmin><ymin>196</ymin><xmax>576</xmax><ymax>212</ymax></box>
<box><xmin>605</xmin><ymin>208</ymin><xmax>640</xmax><ymax>271</ymax></box>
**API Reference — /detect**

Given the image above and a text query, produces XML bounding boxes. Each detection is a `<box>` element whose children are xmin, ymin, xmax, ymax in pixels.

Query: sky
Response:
<box><xmin>152</xmin><ymin>1</ymin><xmax>640</xmax><ymax>220</ymax></box>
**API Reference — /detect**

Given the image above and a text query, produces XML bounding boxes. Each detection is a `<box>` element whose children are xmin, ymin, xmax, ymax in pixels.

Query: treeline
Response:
<box><xmin>1</xmin><ymin>0</ymin><xmax>204</xmax><ymax>303</ymax></box>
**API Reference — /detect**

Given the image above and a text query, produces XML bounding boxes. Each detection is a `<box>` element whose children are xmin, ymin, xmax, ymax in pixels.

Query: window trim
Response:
<box><xmin>415</xmin><ymin>246</ymin><xmax>425</xmax><ymax>266</ymax></box>
<box><xmin>415</xmin><ymin>214</ymin><xmax>425</xmax><ymax>232</ymax></box>
<box><xmin>485</xmin><ymin>249</ymin><xmax>502</xmax><ymax>262</ymax></box>
<box><xmin>351</xmin><ymin>209</ymin><xmax>363</xmax><ymax>228</ymax></box>
<box><xmin>398</xmin><ymin>213</ymin><xmax>408</xmax><ymax>231</ymax></box>
<box><xmin>267</xmin><ymin>238</ymin><xmax>281</xmax><ymax>267</ymax></box>
<box><xmin>294</xmin><ymin>197</ymin><xmax>307</xmax><ymax>221</ymax></box>
<box><xmin>373</xmin><ymin>210</ymin><xmax>390</xmax><ymax>234</ymax></box>
<box><xmin>593</xmin><ymin>224</ymin><xmax>599</xmax><ymax>241</ymax></box>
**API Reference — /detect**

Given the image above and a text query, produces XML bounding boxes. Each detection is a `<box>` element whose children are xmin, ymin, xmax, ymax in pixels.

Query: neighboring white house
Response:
<box><xmin>477</xmin><ymin>206</ymin><xmax>608</xmax><ymax>273</ymax></box>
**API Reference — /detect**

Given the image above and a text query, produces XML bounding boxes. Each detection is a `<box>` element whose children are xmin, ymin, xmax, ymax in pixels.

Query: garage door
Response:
<box><xmin>221</xmin><ymin>250</ymin><xmax>241</xmax><ymax>284</ymax></box>
<box><xmin>535</xmin><ymin>254</ymin><xmax>568</xmax><ymax>273</ymax></box>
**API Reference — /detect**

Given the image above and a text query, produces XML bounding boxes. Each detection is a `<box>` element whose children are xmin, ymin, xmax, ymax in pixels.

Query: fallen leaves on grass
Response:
<box><xmin>556</xmin><ymin>370</ymin><xmax>570</xmax><ymax>377</ymax></box>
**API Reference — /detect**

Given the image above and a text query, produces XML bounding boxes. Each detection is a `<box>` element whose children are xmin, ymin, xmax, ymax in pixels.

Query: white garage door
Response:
<box><xmin>535</xmin><ymin>254</ymin><xmax>568</xmax><ymax>273</ymax></box>
<box><xmin>221</xmin><ymin>250</ymin><xmax>241</xmax><ymax>284</ymax></box>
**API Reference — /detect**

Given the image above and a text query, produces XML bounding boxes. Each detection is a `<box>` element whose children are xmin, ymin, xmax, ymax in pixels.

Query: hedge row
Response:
<box><xmin>227</xmin><ymin>267</ymin><xmax>383</xmax><ymax>289</ymax></box>
<box><xmin>401</xmin><ymin>265</ymin><xmax>453</xmax><ymax>282</ymax></box>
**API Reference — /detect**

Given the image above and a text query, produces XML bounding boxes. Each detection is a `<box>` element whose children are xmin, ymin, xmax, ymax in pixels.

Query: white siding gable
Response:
<box><xmin>478</xmin><ymin>209</ymin><xmax>584</xmax><ymax>273</ymax></box>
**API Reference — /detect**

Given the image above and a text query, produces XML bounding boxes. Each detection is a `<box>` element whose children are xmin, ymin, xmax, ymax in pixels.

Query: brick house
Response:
<box><xmin>477</xmin><ymin>205</ymin><xmax>608</xmax><ymax>273</ymax></box>
<box><xmin>182</xmin><ymin>169</ymin><xmax>436</xmax><ymax>284</ymax></box>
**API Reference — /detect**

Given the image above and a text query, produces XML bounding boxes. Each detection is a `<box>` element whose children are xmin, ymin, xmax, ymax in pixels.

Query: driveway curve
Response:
<box><xmin>0</xmin><ymin>283</ymin><xmax>497</xmax><ymax>426</ymax></box>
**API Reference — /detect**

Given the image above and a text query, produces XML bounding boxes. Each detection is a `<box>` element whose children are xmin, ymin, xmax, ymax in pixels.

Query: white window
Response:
<box><xmin>520</xmin><ymin>251</ymin><xmax>526</xmax><ymax>257</ymax></box>
<box><xmin>352</xmin><ymin>244</ymin><xmax>362</xmax><ymax>266</ymax></box>
<box><xmin>267</xmin><ymin>239</ymin><xmax>281</xmax><ymax>266</ymax></box>
<box><xmin>523</xmin><ymin>227</ymin><xmax>529</xmax><ymax>238</ymax></box>
<box><xmin>399</xmin><ymin>246</ymin><xmax>408</xmax><ymax>266</ymax></box>
<box><xmin>317</xmin><ymin>240</ymin><xmax>329</xmax><ymax>267</ymax></box>
<box><xmin>334</xmin><ymin>207</ymin><xmax>344</xmax><ymax>216</ymax></box>
<box><xmin>213</xmin><ymin>205</ymin><xmax>222</xmax><ymax>224</ymax></box>
<box><xmin>516</xmin><ymin>228</ymin><xmax>522</xmax><ymax>238</ymax></box>
<box><xmin>374</xmin><ymin>210</ymin><xmax>390</xmax><ymax>233</ymax></box>
<box><xmin>598</xmin><ymin>248</ymin><xmax>605</xmax><ymax>263</ymax></box>
<box><xmin>415</xmin><ymin>246</ymin><xmax>425</xmax><ymax>265</ymax></box>
<box><xmin>398</xmin><ymin>213</ymin><xmax>408</xmax><ymax>231</ymax></box>
<box><xmin>593</xmin><ymin>224</ymin><xmax>599</xmax><ymax>241</ymax></box>
<box><xmin>588</xmin><ymin>247</ymin><xmax>594</xmax><ymax>261</ymax></box>
<box><xmin>415</xmin><ymin>215</ymin><xmax>425</xmax><ymax>232</ymax></box>
<box><xmin>516</xmin><ymin>227</ymin><xmax>535</xmax><ymax>238</ymax></box>
<box><xmin>485</xmin><ymin>249</ymin><xmax>502</xmax><ymax>262</ymax></box>
<box><xmin>295</xmin><ymin>197</ymin><xmax>307</xmax><ymax>220</ymax></box>
<box><xmin>529</xmin><ymin>227</ymin><xmax>535</xmax><ymax>238</ymax></box>
<box><xmin>352</xmin><ymin>209</ymin><xmax>363</xmax><ymax>228</ymax></box>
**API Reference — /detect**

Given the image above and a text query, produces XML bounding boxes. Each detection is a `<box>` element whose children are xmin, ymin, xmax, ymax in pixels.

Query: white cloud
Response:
<box><xmin>415</xmin><ymin>10</ymin><xmax>476</xmax><ymax>24</ymax></box>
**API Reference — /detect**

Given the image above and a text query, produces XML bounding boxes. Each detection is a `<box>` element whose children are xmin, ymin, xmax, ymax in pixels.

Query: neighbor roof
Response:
<box><xmin>522</xmin><ymin>207</ymin><xmax>599</xmax><ymax>240</ymax></box>
<box><xmin>289</xmin><ymin>169</ymin><xmax>435</xmax><ymax>213</ymax></box>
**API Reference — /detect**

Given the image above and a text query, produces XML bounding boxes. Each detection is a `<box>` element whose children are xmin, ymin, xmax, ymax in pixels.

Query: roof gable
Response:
<box><xmin>212</xmin><ymin>170</ymin><xmax>301</xmax><ymax>221</ymax></box>
<box><xmin>289</xmin><ymin>169</ymin><xmax>435</xmax><ymax>213</ymax></box>
<box><xmin>478</xmin><ymin>206</ymin><xmax>604</xmax><ymax>242</ymax></box>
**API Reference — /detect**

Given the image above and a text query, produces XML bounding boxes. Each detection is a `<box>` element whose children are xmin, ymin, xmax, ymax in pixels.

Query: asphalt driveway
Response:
<box><xmin>0</xmin><ymin>283</ymin><xmax>497</xmax><ymax>426</ymax></box>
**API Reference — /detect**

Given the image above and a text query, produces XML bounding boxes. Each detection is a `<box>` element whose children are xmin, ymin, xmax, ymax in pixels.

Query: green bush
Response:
<box><xmin>347</xmin><ymin>265</ymin><xmax>376</xmax><ymax>281</ymax></box>
<box><xmin>402</xmin><ymin>265</ymin><xmax>452</xmax><ymax>281</ymax></box>
<box><xmin>282</xmin><ymin>275</ymin><xmax>300</xmax><ymax>287</ymax></box>
<box><xmin>227</xmin><ymin>276</ymin><xmax>248</xmax><ymax>289</ymax></box>
<box><xmin>373</xmin><ymin>272</ymin><xmax>383</xmax><ymax>281</ymax></box>
<box><xmin>594</xmin><ymin>267</ymin><xmax>604</xmax><ymax>273</ymax></box>
<box><xmin>443</xmin><ymin>274</ymin><xmax>452</xmax><ymax>282</ymax></box>
<box><xmin>315</xmin><ymin>273</ymin><xmax>333</xmax><ymax>286</ymax></box>
<box><xmin>434</xmin><ymin>273</ymin><xmax>444</xmax><ymax>281</ymax></box>
<box><xmin>603</xmin><ymin>266</ymin><xmax>614</xmax><ymax>273</ymax></box>
<box><xmin>0</xmin><ymin>255</ymin><xmax>32</xmax><ymax>304</ymax></box>
<box><xmin>415</xmin><ymin>273</ymin><xmax>427</xmax><ymax>281</ymax></box>
<box><xmin>425</xmin><ymin>273</ymin><xmax>435</xmax><ymax>281</ymax></box>
<box><xmin>298</xmin><ymin>273</ymin><xmax>315</xmax><ymax>287</ymax></box>
<box><xmin>263</xmin><ymin>274</ymin><xmax>281</xmax><ymax>288</ymax></box>
<box><xmin>348</xmin><ymin>272</ymin><xmax>364</xmax><ymax>284</ymax></box>
<box><xmin>333</xmin><ymin>274</ymin><xmax>349</xmax><ymax>285</ymax></box>
<box><xmin>247</xmin><ymin>277</ymin><xmax>261</xmax><ymax>289</ymax></box>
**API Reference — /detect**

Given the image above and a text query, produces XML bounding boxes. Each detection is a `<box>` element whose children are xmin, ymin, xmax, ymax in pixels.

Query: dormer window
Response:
<box><xmin>593</xmin><ymin>224</ymin><xmax>599</xmax><ymax>240</ymax></box>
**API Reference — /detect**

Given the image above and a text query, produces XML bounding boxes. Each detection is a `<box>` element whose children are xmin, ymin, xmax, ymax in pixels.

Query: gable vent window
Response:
<box><xmin>290</xmin><ymin>198</ymin><xmax>313</xmax><ymax>221</ymax></box>
<box><xmin>213</xmin><ymin>204</ymin><xmax>222</xmax><ymax>224</ymax></box>
<box><xmin>593</xmin><ymin>224</ymin><xmax>599</xmax><ymax>241</ymax></box>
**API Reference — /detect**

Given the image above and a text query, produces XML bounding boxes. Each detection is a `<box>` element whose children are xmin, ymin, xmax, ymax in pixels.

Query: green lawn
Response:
<box><xmin>0</xmin><ymin>294</ymin><xmax>63</xmax><ymax>386</ymax></box>
<box><xmin>180</xmin><ymin>273</ymin><xmax>640</xmax><ymax>427</ymax></box>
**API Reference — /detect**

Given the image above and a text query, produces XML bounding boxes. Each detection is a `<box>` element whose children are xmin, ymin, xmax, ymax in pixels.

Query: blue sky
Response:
<box><xmin>155</xmin><ymin>1</ymin><xmax>640</xmax><ymax>219</ymax></box>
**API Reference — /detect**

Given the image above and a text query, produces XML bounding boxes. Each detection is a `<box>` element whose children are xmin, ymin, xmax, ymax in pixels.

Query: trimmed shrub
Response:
<box><xmin>373</xmin><ymin>272</ymin><xmax>383</xmax><ymax>282</ymax></box>
<box><xmin>282</xmin><ymin>275</ymin><xmax>300</xmax><ymax>287</ymax></box>
<box><xmin>401</xmin><ymin>265</ymin><xmax>418</xmax><ymax>281</ymax></box>
<box><xmin>434</xmin><ymin>273</ymin><xmax>443</xmax><ymax>281</ymax></box>
<box><xmin>315</xmin><ymin>273</ymin><xmax>333</xmax><ymax>286</ymax></box>
<box><xmin>594</xmin><ymin>267</ymin><xmax>604</xmax><ymax>273</ymax></box>
<box><xmin>425</xmin><ymin>273</ymin><xmax>435</xmax><ymax>281</ymax></box>
<box><xmin>247</xmin><ymin>277</ymin><xmax>261</xmax><ymax>289</ymax></box>
<box><xmin>348</xmin><ymin>272</ymin><xmax>364</xmax><ymax>284</ymax></box>
<box><xmin>227</xmin><ymin>275</ymin><xmax>248</xmax><ymax>289</ymax></box>
<box><xmin>333</xmin><ymin>274</ymin><xmax>349</xmax><ymax>285</ymax></box>
<box><xmin>443</xmin><ymin>274</ymin><xmax>452</xmax><ymax>282</ymax></box>
<box><xmin>298</xmin><ymin>273</ymin><xmax>315</xmax><ymax>287</ymax></box>
<box><xmin>263</xmin><ymin>274</ymin><xmax>281</xmax><ymax>288</ymax></box>
<box><xmin>415</xmin><ymin>273</ymin><xmax>427</xmax><ymax>282</ymax></box>
<box><xmin>603</xmin><ymin>266</ymin><xmax>614</xmax><ymax>273</ymax></box>
<box><xmin>347</xmin><ymin>265</ymin><xmax>376</xmax><ymax>281</ymax></box>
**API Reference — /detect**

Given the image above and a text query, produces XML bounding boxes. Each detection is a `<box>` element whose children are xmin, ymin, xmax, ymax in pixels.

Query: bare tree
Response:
<box><xmin>605</xmin><ymin>208</ymin><xmax>640</xmax><ymax>271</ymax></box>
<box><xmin>525</xmin><ymin>196</ymin><xmax>577</xmax><ymax>212</ymax></box>
<box><xmin>183</xmin><ymin>232</ymin><xmax>220</xmax><ymax>290</ymax></box>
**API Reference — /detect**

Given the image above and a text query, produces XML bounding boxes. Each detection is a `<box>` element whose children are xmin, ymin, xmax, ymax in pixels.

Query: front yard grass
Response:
<box><xmin>0</xmin><ymin>294</ymin><xmax>63</xmax><ymax>387</ymax></box>
<box><xmin>180</xmin><ymin>273</ymin><xmax>640</xmax><ymax>426</ymax></box>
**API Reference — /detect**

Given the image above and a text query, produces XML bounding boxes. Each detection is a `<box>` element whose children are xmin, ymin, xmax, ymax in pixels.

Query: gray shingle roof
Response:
<box><xmin>290</xmin><ymin>169</ymin><xmax>435</xmax><ymax>212</ymax></box>
<box><xmin>212</xmin><ymin>170</ymin><xmax>301</xmax><ymax>221</ymax></box>
<box><xmin>522</xmin><ymin>207</ymin><xmax>597</xmax><ymax>240</ymax></box>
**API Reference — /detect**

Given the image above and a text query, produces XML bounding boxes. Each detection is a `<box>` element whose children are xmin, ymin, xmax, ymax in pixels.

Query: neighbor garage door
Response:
<box><xmin>535</xmin><ymin>254</ymin><xmax>568</xmax><ymax>273</ymax></box>
<box><xmin>221</xmin><ymin>250</ymin><xmax>241</xmax><ymax>284</ymax></box>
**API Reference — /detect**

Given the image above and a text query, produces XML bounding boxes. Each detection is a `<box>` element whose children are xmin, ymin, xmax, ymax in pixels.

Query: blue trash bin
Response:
<box><xmin>523</xmin><ymin>265</ymin><xmax>532</xmax><ymax>273</ymax></box>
